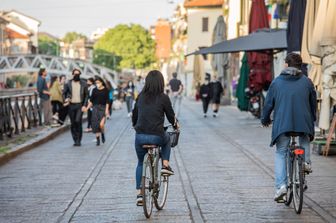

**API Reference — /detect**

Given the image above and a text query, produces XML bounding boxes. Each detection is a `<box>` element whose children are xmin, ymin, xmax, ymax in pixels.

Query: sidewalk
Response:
<box><xmin>0</xmin><ymin>100</ymin><xmax>335</xmax><ymax>222</ymax></box>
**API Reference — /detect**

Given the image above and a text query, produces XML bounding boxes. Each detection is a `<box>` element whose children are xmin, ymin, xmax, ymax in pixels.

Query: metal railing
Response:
<box><xmin>0</xmin><ymin>92</ymin><xmax>42</xmax><ymax>140</ymax></box>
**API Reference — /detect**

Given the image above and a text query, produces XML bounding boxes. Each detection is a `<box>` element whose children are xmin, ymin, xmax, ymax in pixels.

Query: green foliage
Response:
<box><xmin>0</xmin><ymin>146</ymin><xmax>10</xmax><ymax>154</ymax></box>
<box><xmin>93</xmin><ymin>49</ymin><xmax>122</xmax><ymax>71</ymax></box>
<box><xmin>38</xmin><ymin>35</ymin><xmax>59</xmax><ymax>56</ymax></box>
<box><xmin>6</xmin><ymin>75</ymin><xmax>30</xmax><ymax>88</ymax></box>
<box><xmin>63</xmin><ymin>32</ymin><xmax>87</xmax><ymax>43</ymax></box>
<box><xmin>94</xmin><ymin>24</ymin><xmax>156</xmax><ymax>70</ymax></box>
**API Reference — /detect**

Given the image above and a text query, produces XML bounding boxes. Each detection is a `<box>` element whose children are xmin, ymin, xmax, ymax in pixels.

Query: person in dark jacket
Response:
<box><xmin>261</xmin><ymin>53</ymin><xmax>317</xmax><ymax>202</ymax></box>
<box><xmin>84</xmin><ymin>76</ymin><xmax>109</xmax><ymax>146</ymax></box>
<box><xmin>200</xmin><ymin>75</ymin><xmax>212</xmax><ymax>118</ymax></box>
<box><xmin>63</xmin><ymin>69</ymin><xmax>89</xmax><ymax>146</ymax></box>
<box><xmin>132</xmin><ymin>70</ymin><xmax>179</xmax><ymax>206</ymax></box>
<box><xmin>37</xmin><ymin>68</ymin><xmax>52</xmax><ymax>125</ymax></box>
<box><xmin>210</xmin><ymin>75</ymin><xmax>224</xmax><ymax>117</ymax></box>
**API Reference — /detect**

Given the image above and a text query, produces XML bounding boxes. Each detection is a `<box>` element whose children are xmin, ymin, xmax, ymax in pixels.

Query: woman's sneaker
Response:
<box><xmin>161</xmin><ymin>165</ymin><xmax>174</xmax><ymax>175</ymax></box>
<box><xmin>136</xmin><ymin>194</ymin><xmax>143</xmax><ymax>206</ymax></box>
<box><xmin>274</xmin><ymin>185</ymin><xmax>287</xmax><ymax>202</ymax></box>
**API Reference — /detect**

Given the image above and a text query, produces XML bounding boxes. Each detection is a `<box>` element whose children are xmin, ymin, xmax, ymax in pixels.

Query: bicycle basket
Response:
<box><xmin>168</xmin><ymin>130</ymin><xmax>180</xmax><ymax>148</ymax></box>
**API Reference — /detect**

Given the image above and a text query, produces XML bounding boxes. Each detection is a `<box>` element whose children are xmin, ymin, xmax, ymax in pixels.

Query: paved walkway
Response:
<box><xmin>0</xmin><ymin>100</ymin><xmax>335</xmax><ymax>222</ymax></box>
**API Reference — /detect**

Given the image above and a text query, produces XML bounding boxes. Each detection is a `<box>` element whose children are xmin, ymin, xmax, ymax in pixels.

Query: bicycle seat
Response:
<box><xmin>285</xmin><ymin>132</ymin><xmax>304</xmax><ymax>137</ymax></box>
<box><xmin>142</xmin><ymin>145</ymin><xmax>158</xmax><ymax>149</ymax></box>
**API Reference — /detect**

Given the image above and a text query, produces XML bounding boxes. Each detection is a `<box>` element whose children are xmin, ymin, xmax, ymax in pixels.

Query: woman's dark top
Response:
<box><xmin>200</xmin><ymin>83</ymin><xmax>212</xmax><ymax>99</ymax></box>
<box><xmin>132</xmin><ymin>93</ymin><xmax>175</xmax><ymax>137</ymax></box>
<box><xmin>90</xmin><ymin>88</ymin><xmax>109</xmax><ymax>106</ymax></box>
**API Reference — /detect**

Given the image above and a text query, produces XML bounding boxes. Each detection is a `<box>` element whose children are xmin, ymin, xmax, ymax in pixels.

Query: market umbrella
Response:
<box><xmin>287</xmin><ymin>0</ymin><xmax>307</xmax><ymax>53</ymax></box>
<box><xmin>247</xmin><ymin>0</ymin><xmax>272</xmax><ymax>92</ymax></box>
<box><xmin>211</xmin><ymin>16</ymin><xmax>229</xmax><ymax>77</ymax></box>
<box><xmin>236</xmin><ymin>53</ymin><xmax>250</xmax><ymax>111</ymax></box>
<box><xmin>193</xmin><ymin>54</ymin><xmax>204</xmax><ymax>90</ymax></box>
<box><xmin>211</xmin><ymin>15</ymin><xmax>229</xmax><ymax>97</ymax></box>
<box><xmin>313</xmin><ymin>0</ymin><xmax>336</xmax><ymax>130</ymax></box>
<box><xmin>187</xmin><ymin>29</ymin><xmax>286</xmax><ymax>55</ymax></box>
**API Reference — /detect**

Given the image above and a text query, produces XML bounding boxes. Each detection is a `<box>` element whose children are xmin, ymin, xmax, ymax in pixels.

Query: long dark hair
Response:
<box><xmin>142</xmin><ymin>70</ymin><xmax>164</xmax><ymax>102</ymax></box>
<box><xmin>50</xmin><ymin>76</ymin><xmax>58</xmax><ymax>88</ymax></box>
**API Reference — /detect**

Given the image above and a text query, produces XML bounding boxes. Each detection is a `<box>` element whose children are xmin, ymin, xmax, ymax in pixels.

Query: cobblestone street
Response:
<box><xmin>0</xmin><ymin>100</ymin><xmax>335</xmax><ymax>223</ymax></box>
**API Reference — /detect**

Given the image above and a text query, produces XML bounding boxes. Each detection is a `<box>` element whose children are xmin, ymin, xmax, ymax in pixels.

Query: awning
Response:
<box><xmin>187</xmin><ymin>29</ymin><xmax>287</xmax><ymax>56</ymax></box>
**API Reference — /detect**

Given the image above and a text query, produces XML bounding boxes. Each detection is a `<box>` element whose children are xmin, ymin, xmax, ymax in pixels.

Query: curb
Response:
<box><xmin>0</xmin><ymin>124</ymin><xmax>70</xmax><ymax>166</ymax></box>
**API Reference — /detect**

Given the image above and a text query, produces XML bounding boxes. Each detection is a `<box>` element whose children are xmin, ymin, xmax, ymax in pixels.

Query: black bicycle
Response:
<box><xmin>284</xmin><ymin>133</ymin><xmax>311</xmax><ymax>214</ymax></box>
<box><xmin>141</xmin><ymin>127</ymin><xmax>180</xmax><ymax>218</ymax></box>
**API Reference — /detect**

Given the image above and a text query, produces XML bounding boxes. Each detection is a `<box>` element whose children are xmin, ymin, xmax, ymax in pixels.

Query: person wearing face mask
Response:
<box><xmin>200</xmin><ymin>73</ymin><xmax>212</xmax><ymax>118</ymax></box>
<box><xmin>84</xmin><ymin>76</ymin><xmax>109</xmax><ymax>146</ymax></box>
<box><xmin>63</xmin><ymin>69</ymin><xmax>89</xmax><ymax>146</ymax></box>
<box><xmin>124</xmin><ymin>80</ymin><xmax>135</xmax><ymax>117</ymax></box>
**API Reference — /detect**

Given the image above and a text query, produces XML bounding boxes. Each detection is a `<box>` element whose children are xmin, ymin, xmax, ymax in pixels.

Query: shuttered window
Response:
<box><xmin>202</xmin><ymin>17</ymin><xmax>209</xmax><ymax>32</ymax></box>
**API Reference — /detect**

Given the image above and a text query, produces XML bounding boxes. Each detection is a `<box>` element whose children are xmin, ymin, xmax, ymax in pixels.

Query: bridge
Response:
<box><xmin>0</xmin><ymin>54</ymin><xmax>118</xmax><ymax>87</ymax></box>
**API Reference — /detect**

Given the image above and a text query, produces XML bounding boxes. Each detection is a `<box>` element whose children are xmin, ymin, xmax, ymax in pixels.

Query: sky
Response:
<box><xmin>1</xmin><ymin>0</ymin><xmax>184</xmax><ymax>38</ymax></box>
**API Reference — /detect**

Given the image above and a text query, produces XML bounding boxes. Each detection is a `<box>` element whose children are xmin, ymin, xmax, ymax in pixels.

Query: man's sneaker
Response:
<box><xmin>274</xmin><ymin>185</ymin><xmax>287</xmax><ymax>202</ymax></box>
<box><xmin>161</xmin><ymin>165</ymin><xmax>174</xmax><ymax>175</ymax></box>
<box><xmin>136</xmin><ymin>194</ymin><xmax>143</xmax><ymax>206</ymax></box>
<box><xmin>304</xmin><ymin>162</ymin><xmax>312</xmax><ymax>173</ymax></box>
<box><xmin>204</xmin><ymin>114</ymin><xmax>207</xmax><ymax>118</ymax></box>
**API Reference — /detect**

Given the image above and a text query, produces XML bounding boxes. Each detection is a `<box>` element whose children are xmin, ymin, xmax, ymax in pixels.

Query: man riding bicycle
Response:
<box><xmin>261</xmin><ymin>53</ymin><xmax>317</xmax><ymax>202</ymax></box>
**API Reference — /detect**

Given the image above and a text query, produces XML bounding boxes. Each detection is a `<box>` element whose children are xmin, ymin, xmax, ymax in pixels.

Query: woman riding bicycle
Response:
<box><xmin>132</xmin><ymin>70</ymin><xmax>179</xmax><ymax>206</ymax></box>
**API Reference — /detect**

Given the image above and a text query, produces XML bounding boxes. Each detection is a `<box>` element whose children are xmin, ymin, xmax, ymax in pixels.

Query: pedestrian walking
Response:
<box><xmin>105</xmin><ymin>81</ymin><xmax>114</xmax><ymax>118</ymax></box>
<box><xmin>124</xmin><ymin>80</ymin><xmax>135</xmax><ymax>117</ymax></box>
<box><xmin>37</xmin><ymin>68</ymin><xmax>52</xmax><ymax>126</ymax></box>
<box><xmin>135</xmin><ymin>76</ymin><xmax>144</xmax><ymax>96</ymax></box>
<box><xmin>63</xmin><ymin>69</ymin><xmax>88</xmax><ymax>146</ymax></box>
<box><xmin>169</xmin><ymin>72</ymin><xmax>183</xmax><ymax>117</ymax></box>
<box><xmin>84</xmin><ymin>76</ymin><xmax>109</xmax><ymax>146</ymax></box>
<box><xmin>261</xmin><ymin>53</ymin><xmax>316</xmax><ymax>202</ymax></box>
<box><xmin>132</xmin><ymin>70</ymin><xmax>179</xmax><ymax>206</ymax></box>
<box><xmin>49</xmin><ymin>75</ymin><xmax>63</xmax><ymax>126</ymax></box>
<box><xmin>58</xmin><ymin>75</ymin><xmax>68</xmax><ymax>125</ymax></box>
<box><xmin>200</xmin><ymin>76</ymin><xmax>212</xmax><ymax>118</ymax></box>
<box><xmin>210</xmin><ymin>75</ymin><xmax>224</xmax><ymax>117</ymax></box>
<box><xmin>85</xmin><ymin>78</ymin><xmax>95</xmax><ymax>133</ymax></box>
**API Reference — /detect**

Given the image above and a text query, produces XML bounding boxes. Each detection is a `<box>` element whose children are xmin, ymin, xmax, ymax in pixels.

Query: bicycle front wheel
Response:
<box><xmin>154</xmin><ymin>158</ymin><xmax>169</xmax><ymax>210</ymax></box>
<box><xmin>292</xmin><ymin>156</ymin><xmax>304</xmax><ymax>214</ymax></box>
<box><xmin>141</xmin><ymin>155</ymin><xmax>154</xmax><ymax>218</ymax></box>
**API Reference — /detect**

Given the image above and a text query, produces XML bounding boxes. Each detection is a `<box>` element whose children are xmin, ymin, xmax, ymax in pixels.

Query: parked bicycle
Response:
<box><xmin>283</xmin><ymin>133</ymin><xmax>311</xmax><ymax>214</ymax></box>
<box><xmin>141</xmin><ymin>126</ymin><xmax>180</xmax><ymax>218</ymax></box>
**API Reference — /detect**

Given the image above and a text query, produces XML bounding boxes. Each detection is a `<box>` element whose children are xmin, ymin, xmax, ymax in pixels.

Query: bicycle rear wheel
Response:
<box><xmin>285</xmin><ymin>153</ymin><xmax>293</xmax><ymax>206</ymax></box>
<box><xmin>154</xmin><ymin>158</ymin><xmax>169</xmax><ymax>210</ymax></box>
<box><xmin>292</xmin><ymin>156</ymin><xmax>304</xmax><ymax>214</ymax></box>
<box><xmin>141</xmin><ymin>155</ymin><xmax>154</xmax><ymax>218</ymax></box>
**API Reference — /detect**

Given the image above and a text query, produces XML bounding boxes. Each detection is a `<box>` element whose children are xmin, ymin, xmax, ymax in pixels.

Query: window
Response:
<box><xmin>202</xmin><ymin>17</ymin><xmax>209</xmax><ymax>32</ymax></box>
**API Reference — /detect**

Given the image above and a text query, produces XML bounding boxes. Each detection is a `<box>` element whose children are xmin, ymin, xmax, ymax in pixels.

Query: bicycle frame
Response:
<box><xmin>285</xmin><ymin>136</ymin><xmax>306</xmax><ymax>214</ymax></box>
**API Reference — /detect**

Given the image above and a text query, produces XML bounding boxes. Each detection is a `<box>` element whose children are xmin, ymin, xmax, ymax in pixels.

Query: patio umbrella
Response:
<box><xmin>247</xmin><ymin>0</ymin><xmax>272</xmax><ymax>92</ymax></box>
<box><xmin>187</xmin><ymin>29</ymin><xmax>286</xmax><ymax>55</ymax></box>
<box><xmin>287</xmin><ymin>0</ymin><xmax>307</xmax><ymax>53</ymax></box>
<box><xmin>236</xmin><ymin>53</ymin><xmax>250</xmax><ymax>111</ymax></box>
<box><xmin>211</xmin><ymin>16</ymin><xmax>229</xmax><ymax>76</ymax></box>
<box><xmin>211</xmin><ymin>16</ymin><xmax>229</xmax><ymax>97</ymax></box>
<box><xmin>314</xmin><ymin>0</ymin><xmax>336</xmax><ymax>130</ymax></box>
<box><xmin>193</xmin><ymin>54</ymin><xmax>204</xmax><ymax>89</ymax></box>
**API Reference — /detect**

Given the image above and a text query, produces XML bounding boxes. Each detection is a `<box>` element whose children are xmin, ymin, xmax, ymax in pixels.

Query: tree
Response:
<box><xmin>94</xmin><ymin>24</ymin><xmax>156</xmax><ymax>70</ymax></box>
<box><xmin>38</xmin><ymin>35</ymin><xmax>59</xmax><ymax>56</ymax></box>
<box><xmin>62</xmin><ymin>32</ymin><xmax>87</xmax><ymax>43</ymax></box>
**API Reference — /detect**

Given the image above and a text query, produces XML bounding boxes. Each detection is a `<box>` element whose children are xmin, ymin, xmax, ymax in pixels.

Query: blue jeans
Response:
<box><xmin>275</xmin><ymin>134</ymin><xmax>311</xmax><ymax>189</ymax></box>
<box><xmin>135</xmin><ymin>133</ymin><xmax>171</xmax><ymax>189</ymax></box>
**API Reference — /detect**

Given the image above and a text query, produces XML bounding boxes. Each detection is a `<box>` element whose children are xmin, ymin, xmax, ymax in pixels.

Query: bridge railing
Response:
<box><xmin>0</xmin><ymin>92</ymin><xmax>42</xmax><ymax>140</ymax></box>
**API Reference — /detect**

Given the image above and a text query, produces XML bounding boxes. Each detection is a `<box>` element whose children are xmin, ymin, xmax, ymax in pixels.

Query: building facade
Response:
<box><xmin>184</xmin><ymin>0</ymin><xmax>224</xmax><ymax>96</ymax></box>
